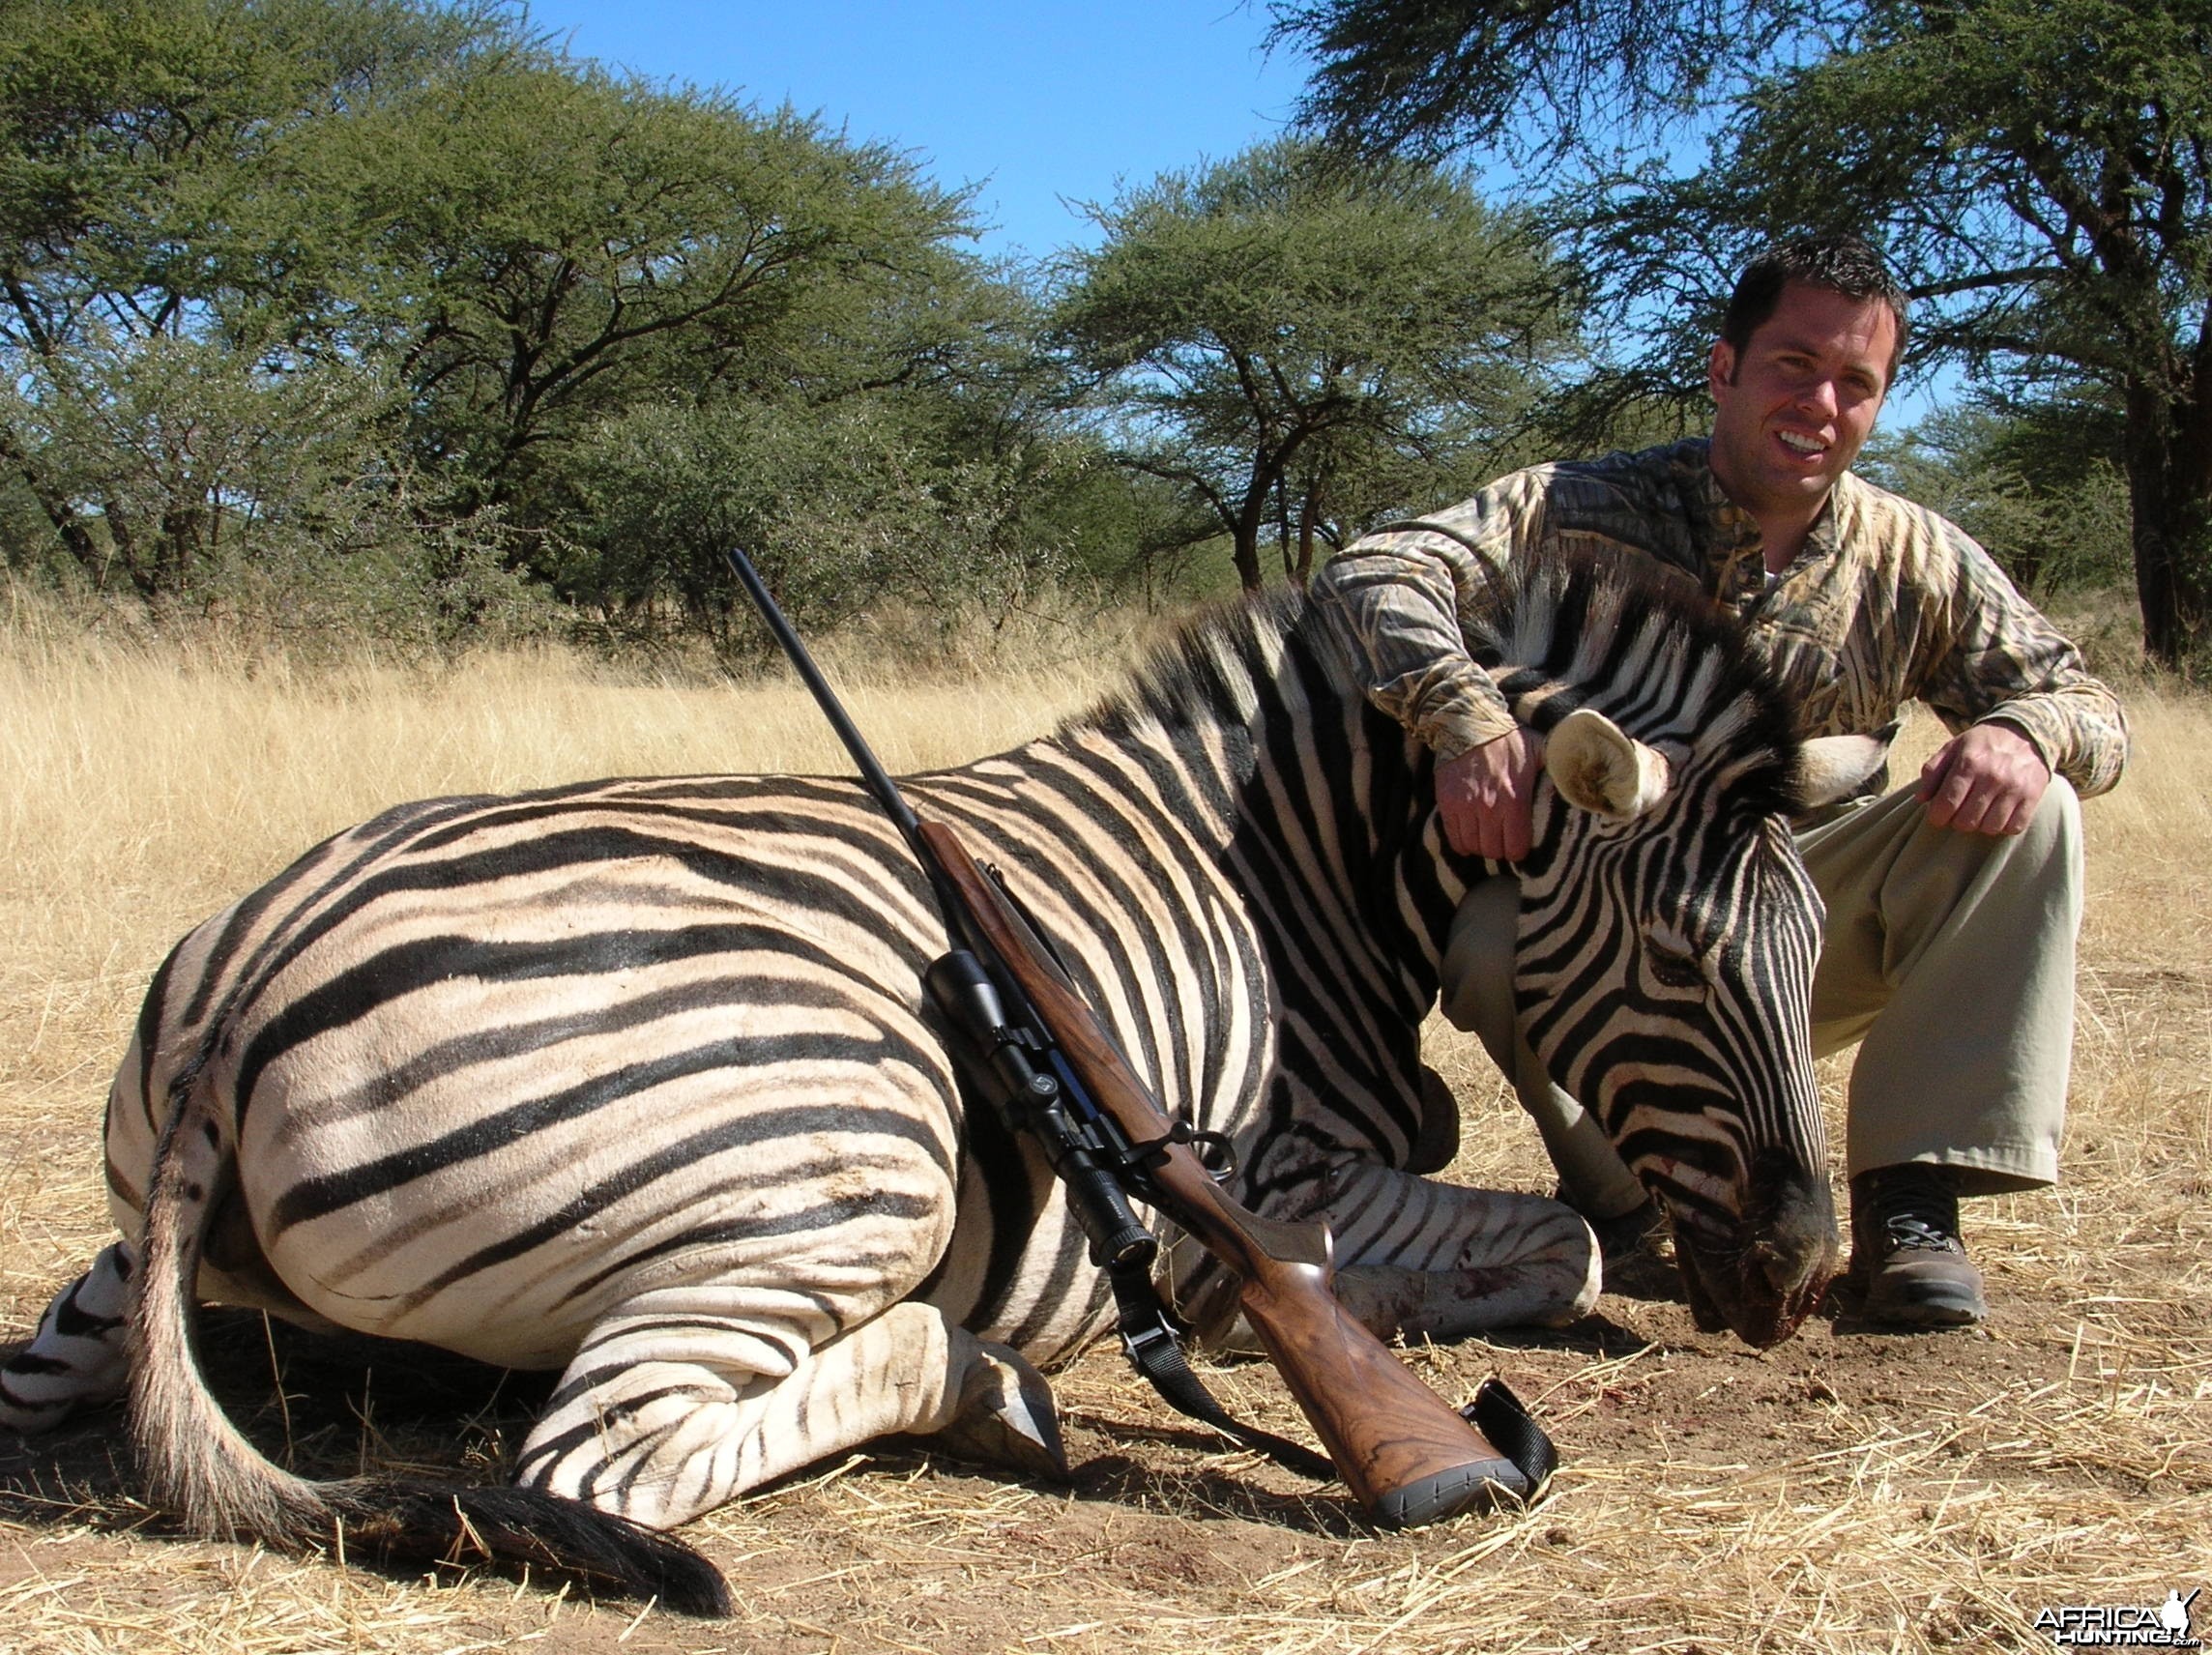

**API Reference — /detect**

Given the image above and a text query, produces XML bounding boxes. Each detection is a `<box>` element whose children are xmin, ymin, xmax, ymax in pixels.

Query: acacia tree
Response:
<box><xmin>331</xmin><ymin>58</ymin><xmax>983</xmax><ymax>523</ymax></box>
<box><xmin>1271</xmin><ymin>0</ymin><xmax>1846</xmax><ymax>168</ymax></box>
<box><xmin>1050</xmin><ymin>140</ymin><xmax>1574</xmax><ymax>592</ymax></box>
<box><xmin>1272</xmin><ymin>0</ymin><xmax>2212</xmax><ymax>666</ymax></box>
<box><xmin>0</xmin><ymin>0</ymin><xmax>1059</xmax><ymax>635</ymax></box>
<box><xmin>1704</xmin><ymin>0</ymin><xmax>2212</xmax><ymax>664</ymax></box>
<box><xmin>0</xmin><ymin>0</ymin><xmax>509</xmax><ymax>597</ymax></box>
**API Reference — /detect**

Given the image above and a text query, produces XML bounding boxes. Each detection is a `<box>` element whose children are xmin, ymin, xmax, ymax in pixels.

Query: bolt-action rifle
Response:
<box><xmin>727</xmin><ymin>548</ymin><xmax>1555</xmax><ymax>1527</ymax></box>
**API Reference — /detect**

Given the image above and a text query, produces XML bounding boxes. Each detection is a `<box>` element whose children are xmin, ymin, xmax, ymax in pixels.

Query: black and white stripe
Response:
<box><xmin>1472</xmin><ymin>552</ymin><xmax>1868</xmax><ymax>1338</ymax></box>
<box><xmin>6</xmin><ymin>547</ymin><xmax>1848</xmax><ymax>1581</ymax></box>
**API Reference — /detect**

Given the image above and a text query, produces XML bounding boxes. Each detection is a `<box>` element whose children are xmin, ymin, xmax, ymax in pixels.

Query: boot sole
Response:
<box><xmin>1859</xmin><ymin>1280</ymin><xmax>1988</xmax><ymax>1328</ymax></box>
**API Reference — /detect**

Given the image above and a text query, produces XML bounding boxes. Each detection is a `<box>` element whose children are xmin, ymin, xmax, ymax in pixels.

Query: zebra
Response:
<box><xmin>0</xmin><ymin>547</ymin><xmax>1886</xmax><ymax>1611</ymax></box>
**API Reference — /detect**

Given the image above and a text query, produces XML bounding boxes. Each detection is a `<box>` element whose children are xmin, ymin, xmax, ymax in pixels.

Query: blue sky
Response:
<box><xmin>520</xmin><ymin>2</ymin><xmax>1312</xmax><ymax>264</ymax></box>
<box><xmin>517</xmin><ymin>4</ymin><xmax>1954</xmax><ymax>424</ymax></box>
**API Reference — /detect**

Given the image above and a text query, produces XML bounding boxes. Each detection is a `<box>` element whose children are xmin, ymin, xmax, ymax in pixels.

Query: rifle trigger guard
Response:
<box><xmin>1125</xmin><ymin>1118</ymin><xmax>1238</xmax><ymax>1181</ymax></box>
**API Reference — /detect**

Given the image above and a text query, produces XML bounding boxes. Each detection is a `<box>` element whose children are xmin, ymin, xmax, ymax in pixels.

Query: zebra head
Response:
<box><xmin>1479</xmin><ymin>553</ymin><xmax>1889</xmax><ymax>1349</ymax></box>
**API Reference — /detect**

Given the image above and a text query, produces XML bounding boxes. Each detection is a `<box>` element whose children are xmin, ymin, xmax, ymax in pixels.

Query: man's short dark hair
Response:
<box><xmin>1720</xmin><ymin>235</ymin><xmax>1909</xmax><ymax>385</ymax></box>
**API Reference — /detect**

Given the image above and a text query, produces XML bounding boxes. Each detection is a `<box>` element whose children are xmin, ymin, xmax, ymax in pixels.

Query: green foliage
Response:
<box><xmin>566</xmin><ymin>395</ymin><xmax>1091</xmax><ymax>650</ymax></box>
<box><xmin>1282</xmin><ymin>0</ymin><xmax>2212</xmax><ymax>662</ymax></box>
<box><xmin>0</xmin><ymin>0</ymin><xmax>1140</xmax><ymax>647</ymax></box>
<box><xmin>1864</xmin><ymin>394</ymin><xmax>2133</xmax><ymax>595</ymax></box>
<box><xmin>1051</xmin><ymin>139</ymin><xmax>1577</xmax><ymax>590</ymax></box>
<box><xmin>326</xmin><ymin>58</ymin><xmax>985</xmax><ymax>509</ymax></box>
<box><xmin>0</xmin><ymin>0</ymin><xmax>531</xmax><ymax>615</ymax></box>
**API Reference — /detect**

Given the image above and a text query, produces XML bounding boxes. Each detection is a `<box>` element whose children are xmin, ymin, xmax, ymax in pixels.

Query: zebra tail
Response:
<box><xmin>126</xmin><ymin>1077</ymin><xmax>734</xmax><ymax>1618</ymax></box>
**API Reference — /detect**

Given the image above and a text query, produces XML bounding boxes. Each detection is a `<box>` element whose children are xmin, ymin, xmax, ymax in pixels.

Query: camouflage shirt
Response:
<box><xmin>1312</xmin><ymin>437</ymin><xmax>2129</xmax><ymax>798</ymax></box>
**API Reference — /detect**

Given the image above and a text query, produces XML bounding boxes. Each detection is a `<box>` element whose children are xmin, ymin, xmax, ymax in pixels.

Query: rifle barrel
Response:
<box><xmin>724</xmin><ymin>547</ymin><xmax>922</xmax><ymax>851</ymax></box>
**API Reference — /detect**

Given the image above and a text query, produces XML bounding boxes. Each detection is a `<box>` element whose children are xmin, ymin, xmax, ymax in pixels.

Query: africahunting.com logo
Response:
<box><xmin>2035</xmin><ymin>1588</ymin><xmax>2200</xmax><ymax>1647</ymax></box>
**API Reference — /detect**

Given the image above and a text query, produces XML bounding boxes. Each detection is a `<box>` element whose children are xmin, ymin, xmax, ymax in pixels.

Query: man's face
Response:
<box><xmin>1706</xmin><ymin>280</ymin><xmax>1898</xmax><ymax>529</ymax></box>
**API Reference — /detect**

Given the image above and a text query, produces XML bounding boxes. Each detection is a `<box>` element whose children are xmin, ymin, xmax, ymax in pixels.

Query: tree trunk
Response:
<box><xmin>1295</xmin><ymin>483</ymin><xmax>1321</xmax><ymax>589</ymax></box>
<box><xmin>160</xmin><ymin>504</ymin><xmax>206</xmax><ymax>598</ymax></box>
<box><xmin>1231</xmin><ymin>520</ymin><xmax>1265</xmax><ymax>593</ymax></box>
<box><xmin>101</xmin><ymin>497</ymin><xmax>160</xmax><ymax>600</ymax></box>
<box><xmin>0</xmin><ymin>423</ymin><xmax>106</xmax><ymax>588</ymax></box>
<box><xmin>1232</xmin><ymin>459</ymin><xmax>1277</xmax><ymax>593</ymax></box>
<box><xmin>2123</xmin><ymin>379</ymin><xmax>2212</xmax><ymax>667</ymax></box>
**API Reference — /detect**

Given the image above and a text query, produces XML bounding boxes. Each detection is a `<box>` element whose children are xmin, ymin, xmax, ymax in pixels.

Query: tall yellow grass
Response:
<box><xmin>0</xmin><ymin>595</ymin><xmax>1134</xmax><ymax>1332</ymax></box>
<box><xmin>0</xmin><ymin>598</ymin><xmax>1127</xmax><ymax>1073</ymax></box>
<box><xmin>1</xmin><ymin>592</ymin><xmax>2205</xmax><ymax>1655</ymax></box>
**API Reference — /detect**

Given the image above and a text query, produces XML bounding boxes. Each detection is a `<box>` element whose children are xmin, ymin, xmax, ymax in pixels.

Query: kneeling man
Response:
<box><xmin>1314</xmin><ymin>235</ymin><xmax>2129</xmax><ymax>1329</ymax></box>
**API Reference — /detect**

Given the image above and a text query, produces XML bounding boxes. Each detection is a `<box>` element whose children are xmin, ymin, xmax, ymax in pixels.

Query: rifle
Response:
<box><xmin>726</xmin><ymin>548</ymin><xmax>1555</xmax><ymax>1527</ymax></box>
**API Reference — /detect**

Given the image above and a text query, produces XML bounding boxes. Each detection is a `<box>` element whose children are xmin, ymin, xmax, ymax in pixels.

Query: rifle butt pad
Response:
<box><xmin>1367</xmin><ymin>1456</ymin><xmax>1528</xmax><ymax>1529</ymax></box>
<box><xmin>1367</xmin><ymin>1378</ymin><xmax>1557</xmax><ymax>1529</ymax></box>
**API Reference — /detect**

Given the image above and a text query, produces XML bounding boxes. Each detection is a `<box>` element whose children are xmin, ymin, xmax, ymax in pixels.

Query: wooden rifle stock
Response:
<box><xmin>917</xmin><ymin>821</ymin><xmax>1534</xmax><ymax>1526</ymax></box>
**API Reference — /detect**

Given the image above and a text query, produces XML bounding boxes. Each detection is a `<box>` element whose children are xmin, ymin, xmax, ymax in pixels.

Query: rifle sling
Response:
<box><xmin>1460</xmin><ymin>1376</ymin><xmax>1558</xmax><ymax>1494</ymax></box>
<box><xmin>937</xmin><ymin>1030</ymin><xmax>1338</xmax><ymax>1481</ymax></box>
<box><xmin>934</xmin><ymin>980</ymin><xmax>1557</xmax><ymax>1496</ymax></box>
<box><xmin>1107</xmin><ymin>1261</ymin><xmax>1337</xmax><ymax>1482</ymax></box>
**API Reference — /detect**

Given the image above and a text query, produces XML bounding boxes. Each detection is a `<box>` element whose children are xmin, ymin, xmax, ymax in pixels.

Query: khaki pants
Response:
<box><xmin>1441</xmin><ymin>778</ymin><xmax>2084</xmax><ymax>1214</ymax></box>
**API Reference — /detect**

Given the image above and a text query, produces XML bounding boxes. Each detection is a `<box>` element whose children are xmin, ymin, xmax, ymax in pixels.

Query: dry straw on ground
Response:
<box><xmin>1</xmin><ymin>592</ymin><xmax>2204</xmax><ymax>1655</ymax></box>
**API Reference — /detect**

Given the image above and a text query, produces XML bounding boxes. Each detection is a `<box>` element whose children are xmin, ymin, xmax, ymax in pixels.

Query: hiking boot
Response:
<box><xmin>1848</xmin><ymin>1164</ymin><xmax>1988</xmax><ymax>1328</ymax></box>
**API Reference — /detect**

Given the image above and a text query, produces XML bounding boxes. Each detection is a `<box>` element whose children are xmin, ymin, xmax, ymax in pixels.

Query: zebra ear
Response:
<box><xmin>1547</xmin><ymin>708</ymin><xmax>1674</xmax><ymax>820</ymax></box>
<box><xmin>1792</xmin><ymin>725</ymin><xmax>1896</xmax><ymax>810</ymax></box>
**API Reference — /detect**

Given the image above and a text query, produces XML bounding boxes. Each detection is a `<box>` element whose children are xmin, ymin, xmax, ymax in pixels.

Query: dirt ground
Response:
<box><xmin>4</xmin><ymin>1025</ymin><xmax>2205</xmax><ymax>1655</ymax></box>
<box><xmin>2</xmin><ymin>650</ymin><xmax>2204</xmax><ymax>1654</ymax></box>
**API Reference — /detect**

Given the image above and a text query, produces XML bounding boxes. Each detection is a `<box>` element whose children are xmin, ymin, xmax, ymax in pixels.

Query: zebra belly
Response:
<box><xmin>96</xmin><ymin>770</ymin><xmax>1274</xmax><ymax>1379</ymax></box>
<box><xmin>111</xmin><ymin>902</ymin><xmax>969</xmax><ymax>1372</ymax></box>
<box><xmin>248</xmin><ymin>1080</ymin><xmax>959</xmax><ymax>1371</ymax></box>
<box><xmin>236</xmin><ymin>1013</ymin><xmax>963</xmax><ymax>1367</ymax></box>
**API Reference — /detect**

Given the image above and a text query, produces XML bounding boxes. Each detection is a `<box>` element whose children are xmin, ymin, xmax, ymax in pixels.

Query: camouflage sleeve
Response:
<box><xmin>1921</xmin><ymin>524</ymin><xmax>2131</xmax><ymax>798</ymax></box>
<box><xmin>1308</xmin><ymin>472</ymin><xmax>1550</xmax><ymax>759</ymax></box>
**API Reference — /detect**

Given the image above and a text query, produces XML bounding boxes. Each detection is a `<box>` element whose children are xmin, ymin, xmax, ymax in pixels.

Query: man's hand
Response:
<box><xmin>1915</xmin><ymin>723</ymin><xmax>2052</xmax><ymax>835</ymax></box>
<box><xmin>1437</xmin><ymin>727</ymin><xmax>1542</xmax><ymax>862</ymax></box>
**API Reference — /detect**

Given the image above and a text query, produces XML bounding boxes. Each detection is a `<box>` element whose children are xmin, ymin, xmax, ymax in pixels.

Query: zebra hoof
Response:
<box><xmin>0</xmin><ymin>1349</ymin><xmax>123</xmax><ymax>1436</ymax></box>
<box><xmin>935</xmin><ymin>1343</ymin><xmax>1067</xmax><ymax>1481</ymax></box>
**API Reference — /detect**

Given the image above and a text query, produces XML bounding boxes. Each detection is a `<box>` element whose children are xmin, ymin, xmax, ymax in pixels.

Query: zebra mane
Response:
<box><xmin>1062</xmin><ymin>586</ymin><xmax>1317</xmax><ymax>745</ymax></box>
<box><xmin>1476</xmin><ymin>547</ymin><xmax>1803</xmax><ymax>821</ymax></box>
<box><xmin>1064</xmin><ymin>548</ymin><xmax>1801</xmax><ymax>820</ymax></box>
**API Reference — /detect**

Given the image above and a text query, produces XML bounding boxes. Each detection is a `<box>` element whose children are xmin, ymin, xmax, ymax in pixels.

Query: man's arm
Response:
<box><xmin>1311</xmin><ymin>473</ymin><xmax>1559</xmax><ymax>860</ymax></box>
<box><xmin>1437</xmin><ymin>727</ymin><xmax>1544</xmax><ymax>862</ymax></box>
<box><xmin>1915</xmin><ymin>722</ymin><xmax>2050</xmax><ymax>836</ymax></box>
<box><xmin>1310</xmin><ymin>525</ymin><xmax>1519</xmax><ymax>757</ymax></box>
<box><xmin>1915</xmin><ymin>520</ymin><xmax>2129</xmax><ymax>826</ymax></box>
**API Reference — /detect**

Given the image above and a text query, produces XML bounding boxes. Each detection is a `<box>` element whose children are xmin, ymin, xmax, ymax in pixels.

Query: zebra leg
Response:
<box><xmin>1317</xmin><ymin>1163</ymin><xmax>1601</xmax><ymax>1341</ymax></box>
<box><xmin>0</xmin><ymin>1243</ymin><xmax>136</xmax><ymax>1433</ymax></box>
<box><xmin>1180</xmin><ymin>1167</ymin><xmax>1599</xmax><ymax>1355</ymax></box>
<box><xmin>1182</xmin><ymin>1163</ymin><xmax>1602</xmax><ymax>1355</ymax></box>
<box><xmin>514</xmin><ymin>1298</ymin><xmax>1064</xmax><ymax>1529</ymax></box>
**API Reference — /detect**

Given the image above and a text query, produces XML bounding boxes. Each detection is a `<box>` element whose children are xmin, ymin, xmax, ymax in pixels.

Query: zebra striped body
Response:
<box><xmin>3</xmin><ymin>550</ymin><xmax>1869</xmax><ymax>1603</ymax></box>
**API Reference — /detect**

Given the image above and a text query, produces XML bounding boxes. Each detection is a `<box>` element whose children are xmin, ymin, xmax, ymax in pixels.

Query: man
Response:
<box><xmin>1312</xmin><ymin>235</ymin><xmax>2128</xmax><ymax>1329</ymax></box>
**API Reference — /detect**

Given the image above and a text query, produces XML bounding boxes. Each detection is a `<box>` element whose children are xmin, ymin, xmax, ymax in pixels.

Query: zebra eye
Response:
<box><xmin>1644</xmin><ymin>931</ymin><xmax>1708</xmax><ymax>994</ymax></box>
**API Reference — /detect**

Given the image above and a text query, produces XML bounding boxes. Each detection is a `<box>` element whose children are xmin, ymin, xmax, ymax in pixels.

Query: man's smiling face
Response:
<box><xmin>1706</xmin><ymin>279</ymin><xmax>1898</xmax><ymax>545</ymax></box>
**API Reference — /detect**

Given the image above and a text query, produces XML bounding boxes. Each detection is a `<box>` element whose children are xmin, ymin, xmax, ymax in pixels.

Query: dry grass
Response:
<box><xmin>1</xmin><ymin>602</ymin><xmax>2205</xmax><ymax>1655</ymax></box>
